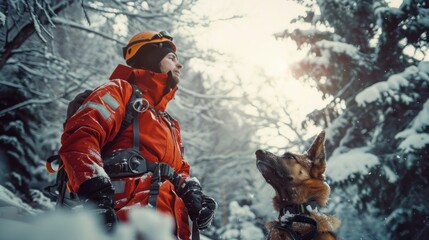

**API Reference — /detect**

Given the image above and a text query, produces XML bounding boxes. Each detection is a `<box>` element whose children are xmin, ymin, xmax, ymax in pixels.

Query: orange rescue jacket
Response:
<box><xmin>59</xmin><ymin>64</ymin><xmax>191</xmax><ymax>239</ymax></box>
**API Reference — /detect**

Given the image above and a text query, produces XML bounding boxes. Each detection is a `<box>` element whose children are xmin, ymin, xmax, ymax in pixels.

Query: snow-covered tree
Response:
<box><xmin>1</xmin><ymin>3</ymin><xmax>268</xmax><ymax>239</ymax></box>
<box><xmin>0</xmin><ymin>0</ymin><xmax>243</xmax><ymax>211</ymax></box>
<box><xmin>217</xmin><ymin>201</ymin><xmax>264</xmax><ymax>240</ymax></box>
<box><xmin>279</xmin><ymin>0</ymin><xmax>429</xmax><ymax>239</ymax></box>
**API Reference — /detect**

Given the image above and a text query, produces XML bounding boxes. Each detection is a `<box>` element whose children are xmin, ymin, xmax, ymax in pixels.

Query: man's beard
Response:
<box><xmin>164</xmin><ymin>71</ymin><xmax>179</xmax><ymax>94</ymax></box>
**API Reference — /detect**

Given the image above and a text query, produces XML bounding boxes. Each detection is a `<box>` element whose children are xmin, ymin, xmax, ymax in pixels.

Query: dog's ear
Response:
<box><xmin>307</xmin><ymin>131</ymin><xmax>326</xmax><ymax>179</ymax></box>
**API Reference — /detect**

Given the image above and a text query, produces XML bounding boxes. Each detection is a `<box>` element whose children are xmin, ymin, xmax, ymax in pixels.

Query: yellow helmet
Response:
<box><xmin>122</xmin><ymin>31</ymin><xmax>176</xmax><ymax>62</ymax></box>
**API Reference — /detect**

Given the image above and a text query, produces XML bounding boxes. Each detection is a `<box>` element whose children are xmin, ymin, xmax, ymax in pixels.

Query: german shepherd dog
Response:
<box><xmin>255</xmin><ymin>131</ymin><xmax>340</xmax><ymax>240</ymax></box>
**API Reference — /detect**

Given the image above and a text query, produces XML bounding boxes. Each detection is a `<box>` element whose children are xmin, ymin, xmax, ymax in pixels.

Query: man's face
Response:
<box><xmin>159</xmin><ymin>52</ymin><xmax>182</xmax><ymax>84</ymax></box>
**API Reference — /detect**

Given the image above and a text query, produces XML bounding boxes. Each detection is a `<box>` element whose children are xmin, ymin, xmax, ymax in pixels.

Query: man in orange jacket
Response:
<box><xmin>59</xmin><ymin>31</ymin><xmax>216</xmax><ymax>239</ymax></box>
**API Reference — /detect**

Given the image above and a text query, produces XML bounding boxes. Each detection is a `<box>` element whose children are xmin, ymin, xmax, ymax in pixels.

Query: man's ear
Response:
<box><xmin>307</xmin><ymin>131</ymin><xmax>326</xmax><ymax>179</ymax></box>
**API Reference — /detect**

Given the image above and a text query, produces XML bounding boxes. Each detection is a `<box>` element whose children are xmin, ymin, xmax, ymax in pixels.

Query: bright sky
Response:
<box><xmin>186</xmin><ymin>0</ymin><xmax>404</xmax><ymax>101</ymax></box>
<box><xmin>190</xmin><ymin>0</ymin><xmax>302</xmax><ymax>73</ymax></box>
<box><xmin>184</xmin><ymin>0</ymin><xmax>325</xmax><ymax>149</ymax></box>
<box><xmin>181</xmin><ymin>0</ymin><xmax>405</xmax><ymax>149</ymax></box>
<box><xmin>187</xmin><ymin>0</ymin><xmax>324</xmax><ymax>118</ymax></box>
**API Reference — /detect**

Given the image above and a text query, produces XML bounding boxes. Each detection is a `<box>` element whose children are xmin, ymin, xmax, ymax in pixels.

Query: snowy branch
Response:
<box><xmin>0</xmin><ymin>80</ymin><xmax>49</xmax><ymax>98</ymax></box>
<box><xmin>0</xmin><ymin>98</ymin><xmax>56</xmax><ymax>116</ymax></box>
<box><xmin>179</xmin><ymin>86</ymin><xmax>239</xmax><ymax>100</ymax></box>
<box><xmin>196</xmin><ymin>152</ymin><xmax>251</xmax><ymax>163</ymax></box>
<box><xmin>51</xmin><ymin>17</ymin><xmax>127</xmax><ymax>45</ymax></box>
<box><xmin>82</xmin><ymin>3</ymin><xmax>172</xmax><ymax>19</ymax></box>
<box><xmin>0</xmin><ymin>0</ymin><xmax>74</xmax><ymax>68</ymax></box>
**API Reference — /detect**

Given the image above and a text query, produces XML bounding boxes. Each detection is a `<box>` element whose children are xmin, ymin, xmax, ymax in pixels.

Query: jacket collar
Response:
<box><xmin>109</xmin><ymin>64</ymin><xmax>177</xmax><ymax>111</ymax></box>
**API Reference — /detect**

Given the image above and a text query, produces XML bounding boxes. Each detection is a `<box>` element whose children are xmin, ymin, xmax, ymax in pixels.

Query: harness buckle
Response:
<box><xmin>159</xmin><ymin>163</ymin><xmax>174</xmax><ymax>178</ymax></box>
<box><xmin>128</xmin><ymin>156</ymin><xmax>146</xmax><ymax>174</ymax></box>
<box><xmin>133</xmin><ymin>98</ymin><xmax>150</xmax><ymax>112</ymax></box>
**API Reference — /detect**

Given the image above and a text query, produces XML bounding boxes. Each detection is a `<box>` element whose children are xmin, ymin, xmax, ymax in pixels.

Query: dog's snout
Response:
<box><xmin>255</xmin><ymin>149</ymin><xmax>266</xmax><ymax>159</ymax></box>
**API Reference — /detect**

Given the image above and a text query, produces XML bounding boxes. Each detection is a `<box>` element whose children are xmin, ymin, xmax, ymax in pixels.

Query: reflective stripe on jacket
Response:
<box><xmin>59</xmin><ymin>64</ymin><xmax>191</xmax><ymax>239</ymax></box>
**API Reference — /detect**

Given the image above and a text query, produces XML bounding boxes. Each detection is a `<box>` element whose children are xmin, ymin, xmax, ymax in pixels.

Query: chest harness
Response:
<box><xmin>46</xmin><ymin>84</ymin><xmax>182</xmax><ymax>209</ymax></box>
<box><xmin>46</xmin><ymin>83</ymin><xmax>202</xmax><ymax>240</ymax></box>
<box><xmin>101</xmin><ymin>84</ymin><xmax>182</xmax><ymax>209</ymax></box>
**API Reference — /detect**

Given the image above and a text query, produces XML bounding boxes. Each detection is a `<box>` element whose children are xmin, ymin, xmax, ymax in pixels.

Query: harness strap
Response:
<box><xmin>291</xmin><ymin>215</ymin><xmax>318</xmax><ymax>240</ymax></box>
<box><xmin>148</xmin><ymin>164</ymin><xmax>161</xmax><ymax>208</ymax></box>
<box><xmin>268</xmin><ymin>221</ymin><xmax>298</xmax><ymax>240</ymax></box>
<box><xmin>279</xmin><ymin>200</ymin><xmax>319</xmax><ymax>218</ymax></box>
<box><xmin>132</xmin><ymin>109</ymin><xmax>140</xmax><ymax>150</ymax></box>
<box><xmin>101</xmin><ymin>84</ymin><xmax>143</xmax><ymax>155</ymax></box>
<box><xmin>147</xmin><ymin>162</ymin><xmax>182</xmax><ymax>208</ymax></box>
<box><xmin>55</xmin><ymin>167</ymin><xmax>68</xmax><ymax>208</ymax></box>
<box><xmin>192</xmin><ymin>221</ymin><xmax>200</xmax><ymax>240</ymax></box>
<box><xmin>269</xmin><ymin>215</ymin><xmax>318</xmax><ymax>240</ymax></box>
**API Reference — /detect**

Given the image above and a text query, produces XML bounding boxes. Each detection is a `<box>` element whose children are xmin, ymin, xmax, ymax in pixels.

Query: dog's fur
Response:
<box><xmin>255</xmin><ymin>131</ymin><xmax>340</xmax><ymax>240</ymax></box>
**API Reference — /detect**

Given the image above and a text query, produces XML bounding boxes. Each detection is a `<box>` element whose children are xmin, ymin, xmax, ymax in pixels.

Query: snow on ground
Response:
<box><xmin>0</xmin><ymin>185</ymin><xmax>40</xmax><ymax>217</ymax></box>
<box><xmin>0</xmin><ymin>209</ymin><xmax>219</xmax><ymax>240</ymax></box>
<box><xmin>0</xmin><ymin>207</ymin><xmax>179</xmax><ymax>240</ymax></box>
<box><xmin>0</xmin><ymin>184</ymin><xmax>189</xmax><ymax>240</ymax></box>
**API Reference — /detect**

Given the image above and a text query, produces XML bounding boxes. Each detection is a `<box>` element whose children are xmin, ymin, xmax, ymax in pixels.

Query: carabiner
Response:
<box><xmin>133</xmin><ymin>98</ymin><xmax>150</xmax><ymax>112</ymax></box>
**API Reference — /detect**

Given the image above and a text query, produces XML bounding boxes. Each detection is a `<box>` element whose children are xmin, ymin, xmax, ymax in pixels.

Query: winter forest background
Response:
<box><xmin>0</xmin><ymin>0</ymin><xmax>428</xmax><ymax>239</ymax></box>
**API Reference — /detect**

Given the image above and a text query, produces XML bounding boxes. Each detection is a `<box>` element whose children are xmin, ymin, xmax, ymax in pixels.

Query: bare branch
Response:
<box><xmin>0</xmin><ymin>98</ymin><xmax>54</xmax><ymax>116</ymax></box>
<box><xmin>51</xmin><ymin>17</ymin><xmax>127</xmax><ymax>45</ymax></box>
<box><xmin>179</xmin><ymin>86</ymin><xmax>240</xmax><ymax>100</ymax></box>
<box><xmin>0</xmin><ymin>0</ymin><xmax>74</xmax><ymax>68</ymax></box>
<box><xmin>82</xmin><ymin>3</ymin><xmax>173</xmax><ymax>19</ymax></box>
<box><xmin>0</xmin><ymin>80</ymin><xmax>49</xmax><ymax>97</ymax></box>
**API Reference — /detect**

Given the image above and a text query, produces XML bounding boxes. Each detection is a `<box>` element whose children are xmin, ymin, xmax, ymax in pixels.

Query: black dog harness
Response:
<box><xmin>266</xmin><ymin>201</ymin><xmax>319</xmax><ymax>240</ymax></box>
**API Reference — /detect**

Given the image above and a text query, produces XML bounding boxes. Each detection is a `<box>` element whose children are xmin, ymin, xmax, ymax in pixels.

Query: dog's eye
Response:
<box><xmin>299</xmin><ymin>170</ymin><xmax>303</xmax><ymax>175</ymax></box>
<box><xmin>283</xmin><ymin>153</ymin><xmax>294</xmax><ymax>159</ymax></box>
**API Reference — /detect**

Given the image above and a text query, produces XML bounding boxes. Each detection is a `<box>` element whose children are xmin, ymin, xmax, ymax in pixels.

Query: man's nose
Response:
<box><xmin>177</xmin><ymin>62</ymin><xmax>183</xmax><ymax>69</ymax></box>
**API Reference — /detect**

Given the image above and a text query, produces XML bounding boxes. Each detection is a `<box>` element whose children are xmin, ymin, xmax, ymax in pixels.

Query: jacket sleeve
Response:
<box><xmin>59</xmin><ymin>79</ymin><xmax>133</xmax><ymax>193</ymax></box>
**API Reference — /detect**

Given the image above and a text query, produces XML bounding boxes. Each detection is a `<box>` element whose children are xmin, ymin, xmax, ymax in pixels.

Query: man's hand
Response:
<box><xmin>196</xmin><ymin>195</ymin><xmax>217</xmax><ymax>230</ymax></box>
<box><xmin>78</xmin><ymin>176</ymin><xmax>118</xmax><ymax>232</ymax></box>
<box><xmin>177</xmin><ymin>177</ymin><xmax>203</xmax><ymax>220</ymax></box>
<box><xmin>177</xmin><ymin>177</ymin><xmax>217</xmax><ymax>230</ymax></box>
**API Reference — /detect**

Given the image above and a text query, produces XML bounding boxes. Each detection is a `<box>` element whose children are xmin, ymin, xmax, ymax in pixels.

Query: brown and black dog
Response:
<box><xmin>255</xmin><ymin>131</ymin><xmax>340</xmax><ymax>240</ymax></box>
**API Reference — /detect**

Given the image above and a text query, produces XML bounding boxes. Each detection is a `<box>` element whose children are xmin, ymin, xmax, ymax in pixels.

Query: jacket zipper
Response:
<box><xmin>155</xmin><ymin>111</ymin><xmax>180</xmax><ymax>165</ymax></box>
<box><xmin>162</xmin><ymin>113</ymin><xmax>179</xmax><ymax>165</ymax></box>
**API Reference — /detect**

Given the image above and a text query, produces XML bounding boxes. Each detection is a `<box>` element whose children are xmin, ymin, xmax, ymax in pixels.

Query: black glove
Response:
<box><xmin>196</xmin><ymin>195</ymin><xmax>217</xmax><ymax>230</ymax></box>
<box><xmin>177</xmin><ymin>177</ymin><xmax>203</xmax><ymax>221</ymax></box>
<box><xmin>78</xmin><ymin>176</ymin><xmax>118</xmax><ymax>232</ymax></box>
<box><xmin>178</xmin><ymin>177</ymin><xmax>217</xmax><ymax>230</ymax></box>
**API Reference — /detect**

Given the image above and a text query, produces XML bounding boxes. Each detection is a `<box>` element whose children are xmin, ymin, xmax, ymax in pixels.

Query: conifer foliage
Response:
<box><xmin>280</xmin><ymin>0</ymin><xmax>428</xmax><ymax>238</ymax></box>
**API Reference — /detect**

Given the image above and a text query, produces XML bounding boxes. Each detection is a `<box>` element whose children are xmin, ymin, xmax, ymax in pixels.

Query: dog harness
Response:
<box><xmin>266</xmin><ymin>201</ymin><xmax>319</xmax><ymax>240</ymax></box>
